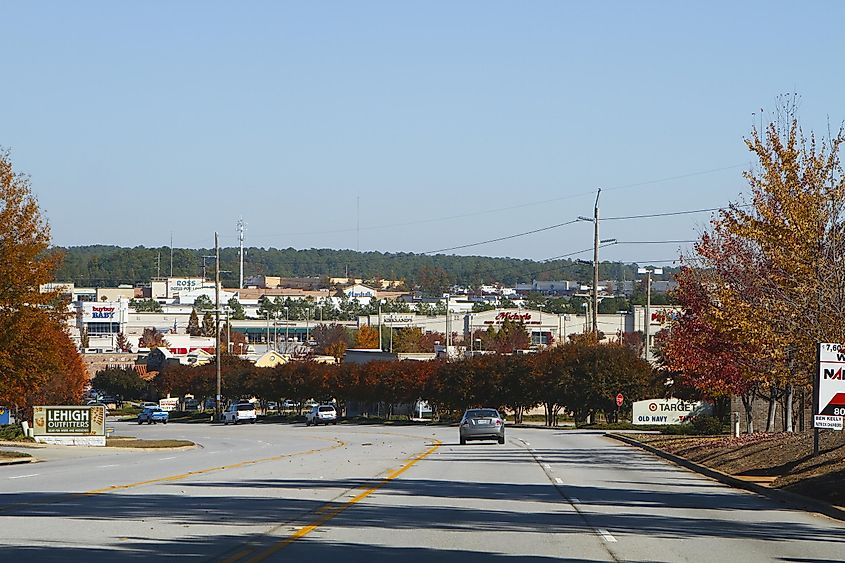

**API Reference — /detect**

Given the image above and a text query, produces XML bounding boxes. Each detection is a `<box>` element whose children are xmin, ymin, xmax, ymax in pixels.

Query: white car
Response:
<box><xmin>305</xmin><ymin>404</ymin><xmax>337</xmax><ymax>426</ymax></box>
<box><xmin>222</xmin><ymin>402</ymin><xmax>257</xmax><ymax>425</ymax></box>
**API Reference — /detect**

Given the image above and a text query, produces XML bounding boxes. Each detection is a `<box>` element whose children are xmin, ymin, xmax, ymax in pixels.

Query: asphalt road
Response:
<box><xmin>1</xmin><ymin>421</ymin><xmax>843</xmax><ymax>562</ymax></box>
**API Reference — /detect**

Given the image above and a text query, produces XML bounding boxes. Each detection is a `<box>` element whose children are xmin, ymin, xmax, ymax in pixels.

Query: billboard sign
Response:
<box><xmin>81</xmin><ymin>301</ymin><xmax>127</xmax><ymax>323</ymax></box>
<box><xmin>32</xmin><ymin>406</ymin><xmax>106</xmax><ymax>446</ymax></box>
<box><xmin>816</xmin><ymin>343</ymin><xmax>845</xmax><ymax>422</ymax></box>
<box><xmin>167</xmin><ymin>277</ymin><xmax>204</xmax><ymax>298</ymax></box>
<box><xmin>632</xmin><ymin>399</ymin><xmax>712</xmax><ymax>425</ymax></box>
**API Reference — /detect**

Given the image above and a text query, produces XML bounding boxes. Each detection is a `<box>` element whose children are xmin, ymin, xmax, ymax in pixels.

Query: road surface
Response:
<box><xmin>1</xmin><ymin>422</ymin><xmax>842</xmax><ymax>561</ymax></box>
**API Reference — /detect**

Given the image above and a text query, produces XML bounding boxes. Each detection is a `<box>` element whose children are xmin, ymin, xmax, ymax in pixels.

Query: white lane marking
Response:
<box><xmin>597</xmin><ymin>529</ymin><xmax>617</xmax><ymax>543</ymax></box>
<box><xmin>9</xmin><ymin>474</ymin><xmax>39</xmax><ymax>480</ymax></box>
<box><xmin>98</xmin><ymin>464</ymin><xmax>119</xmax><ymax>468</ymax></box>
<box><xmin>554</xmin><ymin>477</ymin><xmax>563</xmax><ymax>484</ymax></box>
<box><xmin>542</xmin><ymin>463</ymin><xmax>551</xmax><ymax>469</ymax></box>
<box><xmin>570</xmin><ymin>497</ymin><xmax>581</xmax><ymax>503</ymax></box>
<box><xmin>158</xmin><ymin>456</ymin><xmax>176</xmax><ymax>461</ymax></box>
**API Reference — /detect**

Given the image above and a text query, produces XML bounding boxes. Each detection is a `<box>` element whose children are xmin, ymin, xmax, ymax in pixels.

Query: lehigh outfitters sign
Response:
<box><xmin>33</xmin><ymin>406</ymin><xmax>106</xmax><ymax>446</ymax></box>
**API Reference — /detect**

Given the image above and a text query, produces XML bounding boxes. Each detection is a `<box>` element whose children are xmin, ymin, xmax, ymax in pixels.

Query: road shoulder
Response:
<box><xmin>607</xmin><ymin>432</ymin><xmax>845</xmax><ymax>523</ymax></box>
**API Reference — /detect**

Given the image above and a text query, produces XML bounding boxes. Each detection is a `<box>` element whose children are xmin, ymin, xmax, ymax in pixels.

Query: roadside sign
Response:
<box><xmin>814</xmin><ymin>415</ymin><xmax>844</xmax><ymax>431</ymax></box>
<box><xmin>616</xmin><ymin>394</ymin><xmax>624</xmax><ymax>407</ymax></box>
<box><xmin>816</xmin><ymin>343</ymin><xmax>845</xmax><ymax>416</ymax></box>
<box><xmin>0</xmin><ymin>407</ymin><xmax>9</xmax><ymax>425</ymax></box>
<box><xmin>32</xmin><ymin>405</ymin><xmax>106</xmax><ymax>446</ymax></box>
<box><xmin>632</xmin><ymin>399</ymin><xmax>713</xmax><ymax>425</ymax></box>
<box><xmin>159</xmin><ymin>397</ymin><xmax>179</xmax><ymax>412</ymax></box>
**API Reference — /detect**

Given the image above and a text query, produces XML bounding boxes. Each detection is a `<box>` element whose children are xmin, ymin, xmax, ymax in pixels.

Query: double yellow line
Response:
<box><xmin>223</xmin><ymin>439</ymin><xmax>442</xmax><ymax>563</ymax></box>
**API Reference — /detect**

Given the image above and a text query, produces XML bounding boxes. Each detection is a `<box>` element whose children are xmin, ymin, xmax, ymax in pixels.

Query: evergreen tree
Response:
<box><xmin>186</xmin><ymin>309</ymin><xmax>201</xmax><ymax>336</ymax></box>
<box><xmin>201</xmin><ymin>312</ymin><xmax>216</xmax><ymax>337</ymax></box>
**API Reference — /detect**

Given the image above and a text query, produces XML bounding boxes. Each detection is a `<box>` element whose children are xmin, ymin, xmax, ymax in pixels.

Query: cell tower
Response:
<box><xmin>237</xmin><ymin>217</ymin><xmax>246</xmax><ymax>289</ymax></box>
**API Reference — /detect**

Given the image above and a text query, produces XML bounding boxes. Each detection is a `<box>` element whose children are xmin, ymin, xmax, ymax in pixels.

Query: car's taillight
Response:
<box><xmin>495</xmin><ymin>419</ymin><xmax>502</xmax><ymax>425</ymax></box>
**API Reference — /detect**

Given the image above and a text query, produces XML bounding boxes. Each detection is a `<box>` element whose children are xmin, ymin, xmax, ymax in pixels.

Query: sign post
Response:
<box><xmin>615</xmin><ymin>393</ymin><xmax>623</xmax><ymax>423</ymax></box>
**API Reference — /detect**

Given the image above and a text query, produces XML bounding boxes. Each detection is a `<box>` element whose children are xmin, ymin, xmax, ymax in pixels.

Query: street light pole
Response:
<box><xmin>284</xmin><ymin>306</ymin><xmax>289</xmax><ymax>351</ymax></box>
<box><xmin>214</xmin><ymin>232</ymin><xmax>221</xmax><ymax>421</ymax></box>
<box><xmin>638</xmin><ymin>267</ymin><xmax>663</xmax><ymax>362</ymax></box>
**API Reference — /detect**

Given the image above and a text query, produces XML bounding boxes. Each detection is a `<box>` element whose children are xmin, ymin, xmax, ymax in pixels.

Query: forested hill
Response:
<box><xmin>51</xmin><ymin>245</ymin><xmax>675</xmax><ymax>289</ymax></box>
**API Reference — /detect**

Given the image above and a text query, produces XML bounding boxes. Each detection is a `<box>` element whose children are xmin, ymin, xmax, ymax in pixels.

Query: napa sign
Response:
<box><xmin>632</xmin><ymin>399</ymin><xmax>712</xmax><ymax>425</ymax></box>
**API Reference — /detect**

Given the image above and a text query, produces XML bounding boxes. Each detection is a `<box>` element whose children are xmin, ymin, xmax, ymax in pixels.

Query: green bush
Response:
<box><xmin>661</xmin><ymin>424</ymin><xmax>696</xmax><ymax>435</ymax></box>
<box><xmin>690</xmin><ymin>415</ymin><xmax>724</xmax><ymax>435</ymax></box>
<box><xmin>0</xmin><ymin>424</ymin><xmax>31</xmax><ymax>442</ymax></box>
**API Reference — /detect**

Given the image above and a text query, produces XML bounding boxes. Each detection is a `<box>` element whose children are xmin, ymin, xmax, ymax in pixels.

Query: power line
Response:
<box><xmin>245</xmin><ymin>163</ymin><xmax>746</xmax><ymax>240</ymax></box>
<box><xmin>423</xmin><ymin>219</ymin><xmax>581</xmax><ymax>254</ymax></box>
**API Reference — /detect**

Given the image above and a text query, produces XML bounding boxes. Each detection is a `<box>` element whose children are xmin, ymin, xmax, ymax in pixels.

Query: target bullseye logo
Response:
<box><xmin>648</xmin><ymin>403</ymin><xmax>658</xmax><ymax>412</ymax></box>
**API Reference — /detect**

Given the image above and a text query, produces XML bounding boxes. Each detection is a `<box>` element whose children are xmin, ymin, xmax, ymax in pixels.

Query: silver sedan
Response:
<box><xmin>459</xmin><ymin>408</ymin><xmax>505</xmax><ymax>445</ymax></box>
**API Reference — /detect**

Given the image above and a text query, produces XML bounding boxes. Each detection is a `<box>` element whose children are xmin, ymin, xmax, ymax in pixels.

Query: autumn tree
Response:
<box><xmin>0</xmin><ymin>148</ymin><xmax>86</xmax><ymax>414</ymax></box>
<box><xmin>139</xmin><ymin>327</ymin><xmax>168</xmax><ymax>349</ymax></box>
<box><xmin>220</xmin><ymin>323</ymin><xmax>249</xmax><ymax>355</ymax></box>
<box><xmin>666</xmin><ymin>99</ymin><xmax>845</xmax><ymax>432</ymax></box>
<box><xmin>116</xmin><ymin>332</ymin><xmax>133</xmax><ymax>352</ymax></box>
<box><xmin>355</xmin><ymin>325</ymin><xmax>380</xmax><ymax>349</ymax></box>
<box><xmin>312</xmin><ymin>323</ymin><xmax>353</xmax><ymax>361</ymax></box>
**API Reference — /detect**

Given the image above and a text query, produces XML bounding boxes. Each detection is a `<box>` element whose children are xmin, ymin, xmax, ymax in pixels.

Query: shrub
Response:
<box><xmin>690</xmin><ymin>415</ymin><xmax>724</xmax><ymax>435</ymax></box>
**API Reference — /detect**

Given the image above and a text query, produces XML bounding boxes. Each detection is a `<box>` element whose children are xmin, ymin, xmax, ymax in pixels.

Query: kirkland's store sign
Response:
<box><xmin>32</xmin><ymin>406</ymin><xmax>106</xmax><ymax>446</ymax></box>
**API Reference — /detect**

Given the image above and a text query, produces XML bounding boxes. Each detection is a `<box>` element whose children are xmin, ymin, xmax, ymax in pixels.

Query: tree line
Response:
<box><xmin>94</xmin><ymin>337</ymin><xmax>655</xmax><ymax>425</ymax></box>
<box><xmin>52</xmin><ymin>245</ymin><xmax>675</xmax><ymax>291</ymax></box>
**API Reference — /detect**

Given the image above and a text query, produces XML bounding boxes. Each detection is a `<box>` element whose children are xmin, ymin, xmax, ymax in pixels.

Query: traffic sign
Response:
<box><xmin>616</xmin><ymin>394</ymin><xmax>624</xmax><ymax>407</ymax></box>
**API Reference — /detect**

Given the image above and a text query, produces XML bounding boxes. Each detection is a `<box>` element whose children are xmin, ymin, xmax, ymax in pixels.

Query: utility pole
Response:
<box><xmin>170</xmin><ymin>232</ymin><xmax>174</xmax><ymax>277</ymax></box>
<box><xmin>215</xmin><ymin>232</ymin><xmax>221</xmax><ymax>421</ymax></box>
<box><xmin>592</xmin><ymin>188</ymin><xmax>601</xmax><ymax>337</ymax></box>
<box><xmin>378</xmin><ymin>301</ymin><xmax>383</xmax><ymax>351</ymax></box>
<box><xmin>237</xmin><ymin>217</ymin><xmax>245</xmax><ymax>289</ymax></box>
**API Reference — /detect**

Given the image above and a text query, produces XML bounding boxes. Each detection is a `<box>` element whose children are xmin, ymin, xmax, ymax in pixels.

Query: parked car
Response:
<box><xmin>306</xmin><ymin>404</ymin><xmax>337</xmax><ymax>426</ymax></box>
<box><xmin>222</xmin><ymin>402</ymin><xmax>257</xmax><ymax>425</ymax></box>
<box><xmin>282</xmin><ymin>400</ymin><xmax>299</xmax><ymax>410</ymax></box>
<box><xmin>138</xmin><ymin>407</ymin><xmax>168</xmax><ymax>425</ymax></box>
<box><xmin>266</xmin><ymin>401</ymin><xmax>279</xmax><ymax>412</ymax></box>
<box><xmin>142</xmin><ymin>402</ymin><xmax>158</xmax><ymax>409</ymax></box>
<box><xmin>459</xmin><ymin>408</ymin><xmax>505</xmax><ymax>445</ymax></box>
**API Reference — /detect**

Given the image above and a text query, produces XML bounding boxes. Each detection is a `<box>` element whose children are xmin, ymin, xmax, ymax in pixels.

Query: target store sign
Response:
<box><xmin>632</xmin><ymin>399</ymin><xmax>712</xmax><ymax>425</ymax></box>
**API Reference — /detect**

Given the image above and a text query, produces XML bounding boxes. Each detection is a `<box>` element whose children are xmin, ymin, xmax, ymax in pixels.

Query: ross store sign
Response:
<box><xmin>32</xmin><ymin>405</ymin><xmax>106</xmax><ymax>446</ymax></box>
<box><xmin>632</xmin><ymin>399</ymin><xmax>712</xmax><ymax>425</ymax></box>
<box><xmin>167</xmin><ymin>277</ymin><xmax>204</xmax><ymax>298</ymax></box>
<box><xmin>816</xmin><ymin>343</ymin><xmax>845</xmax><ymax>417</ymax></box>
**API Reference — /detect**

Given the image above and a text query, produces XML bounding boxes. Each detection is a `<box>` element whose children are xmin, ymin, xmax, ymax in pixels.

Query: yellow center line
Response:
<box><xmin>236</xmin><ymin>440</ymin><xmax>442</xmax><ymax>563</ymax></box>
<box><xmin>84</xmin><ymin>438</ymin><xmax>346</xmax><ymax>495</ymax></box>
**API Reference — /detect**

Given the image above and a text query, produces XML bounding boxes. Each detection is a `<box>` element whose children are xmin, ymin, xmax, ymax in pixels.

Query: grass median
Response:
<box><xmin>106</xmin><ymin>437</ymin><xmax>194</xmax><ymax>449</ymax></box>
<box><xmin>0</xmin><ymin>450</ymin><xmax>32</xmax><ymax>460</ymax></box>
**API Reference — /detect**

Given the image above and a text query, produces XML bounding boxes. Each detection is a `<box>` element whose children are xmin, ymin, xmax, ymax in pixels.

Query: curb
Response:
<box><xmin>0</xmin><ymin>456</ymin><xmax>35</xmax><ymax>466</ymax></box>
<box><xmin>0</xmin><ymin>440</ymin><xmax>45</xmax><ymax>449</ymax></box>
<box><xmin>607</xmin><ymin>433</ymin><xmax>845</xmax><ymax>523</ymax></box>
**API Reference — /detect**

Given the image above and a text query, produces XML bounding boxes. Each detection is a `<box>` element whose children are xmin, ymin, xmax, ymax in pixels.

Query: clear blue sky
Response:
<box><xmin>4</xmin><ymin>1</ymin><xmax>844</xmax><ymax>264</ymax></box>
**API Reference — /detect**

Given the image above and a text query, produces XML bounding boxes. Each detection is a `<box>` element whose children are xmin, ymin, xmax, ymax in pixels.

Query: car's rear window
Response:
<box><xmin>466</xmin><ymin>409</ymin><xmax>498</xmax><ymax>418</ymax></box>
<box><xmin>318</xmin><ymin>406</ymin><xmax>335</xmax><ymax>412</ymax></box>
<box><xmin>237</xmin><ymin>403</ymin><xmax>255</xmax><ymax>411</ymax></box>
